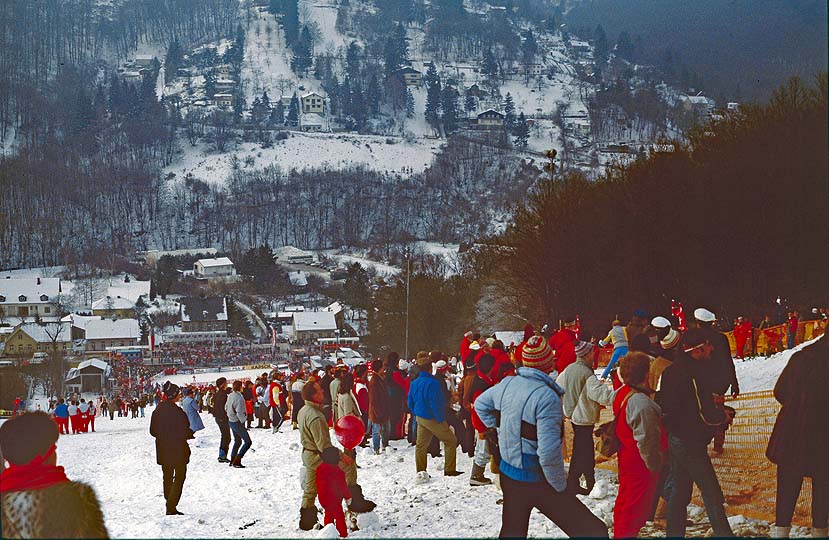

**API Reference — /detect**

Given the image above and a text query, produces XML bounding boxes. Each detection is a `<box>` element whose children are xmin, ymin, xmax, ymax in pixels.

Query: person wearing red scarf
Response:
<box><xmin>0</xmin><ymin>412</ymin><xmax>108</xmax><ymax>538</ymax></box>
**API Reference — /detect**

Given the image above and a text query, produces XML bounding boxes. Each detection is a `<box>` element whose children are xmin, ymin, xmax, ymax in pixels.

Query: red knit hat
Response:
<box><xmin>521</xmin><ymin>335</ymin><xmax>554</xmax><ymax>372</ymax></box>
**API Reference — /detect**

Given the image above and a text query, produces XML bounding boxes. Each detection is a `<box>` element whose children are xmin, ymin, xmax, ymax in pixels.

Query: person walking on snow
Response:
<box><xmin>474</xmin><ymin>335</ymin><xmax>609</xmax><ymax>538</ymax></box>
<box><xmin>408</xmin><ymin>351</ymin><xmax>464</xmax><ymax>482</ymax></box>
<box><xmin>149</xmin><ymin>382</ymin><xmax>192</xmax><ymax>515</ymax></box>
<box><xmin>556</xmin><ymin>340</ymin><xmax>614</xmax><ymax>495</ymax></box>
<box><xmin>213</xmin><ymin>377</ymin><xmax>231</xmax><ymax>463</ymax></box>
<box><xmin>181</xmin><ymin>387</ymin><xmax>205</xmax><ymax>435</ymax></box>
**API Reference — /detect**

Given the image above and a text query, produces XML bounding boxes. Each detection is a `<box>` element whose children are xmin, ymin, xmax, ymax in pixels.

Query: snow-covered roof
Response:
<box><xmin>325</xmin><ymin>302</ymin><xmax>343</xmax><ymax>315</ymax></box>
<box><xmin>77</xmin><ymin>358</ymin><xmax>110</xmax><ymax>372</ymax></box>
<box><xmin>17</xmin><ymin>322</ymin><xmax>71</xmax><ymax>343</ymax></box>
<box><xmin>216</xmin><ymin>78</ymin><xmax>235</xmax><ymax>85</ymax></box>
<box><xmin>180</xmin><ymin>296</ymin><xmax>228</xmax><ymax>322</ymax></box>
<box><xmin>64</xmin><ymin>314</ymin><xmax>102</xmax><ymax>329</ymax></box>
<box><xmin>0</xmin><ymin>277</ymin><xmax>61</xmax><ymax>304</ymax></box>
<box><xmin>293</xmin><ymin>311</ymin><xmax>337</xmax><ymax>332</ymax></box>
<box><xmin>301</xmin><ymin>113</ymin><xmax>324</xmax><ymax>126</ymax></box>
<box><xmin>91</xmin><ymin>295</ymin><xmax>135</xmax><ymax>310</ymax></box>
<box><xmin>84</xmin><ymin>318</ymin><xmax>140</xmax><ymax>341</ymax></box>
<box><xmin>478</xmin><ymin>109</ymin><xmax>504</xmax><ymax>118</ymax></box>
<box><xmin>197</xmin><ymin>257</ymin><xmax>234</xmax><ymax>268</ymax></box>
<box><xmin>302</xmin><ymin>91</ymin><xmax>323</xmax><ymax>99</ymax></box>
<box><xmin>289</xmin><ymin>271</ymin><xmax>308</xmax><ymax>287</ymax></box>
<box><xmin>683</xmin><ymin>95</ymin><xmax>710</xmax><ymax>105</ymax></box>
<box><xmin>213</xmin><ymin>93</ymin><xmax>233</xmax><ymax>99</ymax></box>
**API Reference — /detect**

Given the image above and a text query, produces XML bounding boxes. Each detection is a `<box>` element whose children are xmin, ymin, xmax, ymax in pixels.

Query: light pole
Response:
<box><xmin>404</xmin><ymin>248</ymin><xmax>411</xmax><ymax>362</ymax></box>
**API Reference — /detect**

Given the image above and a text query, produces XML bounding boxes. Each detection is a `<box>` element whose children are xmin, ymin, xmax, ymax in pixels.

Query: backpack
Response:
<box><xmin>593</xmin><ymin>392</ymin><xmax>632</xmax><ymax>458</ymax></box>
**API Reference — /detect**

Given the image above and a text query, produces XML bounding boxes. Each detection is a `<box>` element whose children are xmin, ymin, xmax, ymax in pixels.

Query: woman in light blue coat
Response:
<box><xmin>182</xmin><ymin>387</ymin><xmax>205</xmax><ymax>433</ymax></box>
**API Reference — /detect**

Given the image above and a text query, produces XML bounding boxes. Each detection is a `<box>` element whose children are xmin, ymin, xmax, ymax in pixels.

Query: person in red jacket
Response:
<box><xmin>733</xmin><ymin>317</ymin><xmax>752</xmax><ymax>359</ymax></box>
<box><xmin>468</xmin><ymin>354</ymin><xmax>496</xmax><ymax>486</ymax></box>
<box><xmin>316</xmin><ymin>447</ymin><xmax>353</xmax><ymax>537</ymax></box>
<box><xmin>613</xmin><ymin>352</ymin><xmax>667</xmax><ymax>539</ymax></box>
<box><xmin>459</xmin><ymin>331</ymin><xmax>480</xmax><ymax>364</ymax></box>
<box><xmin>488</xmin><ymin>340</ymin><xmax>512</xmax><ymax>383</ymax></box>
<box><xmin>548</xmin><ymin>316</ymin><xmax>578</xmax><ymax>373</ymax></box>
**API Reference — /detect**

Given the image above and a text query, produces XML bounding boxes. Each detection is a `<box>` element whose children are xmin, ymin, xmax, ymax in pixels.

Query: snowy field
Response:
<box><xmin>165</xmin><ymin>134</ymin><xmax>440</xmax><ymax>184</ymax></box>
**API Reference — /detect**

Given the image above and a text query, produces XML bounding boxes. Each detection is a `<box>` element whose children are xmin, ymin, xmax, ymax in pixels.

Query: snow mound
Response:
<box><xmin>734</xmin><ymin>336</ymin><xmax>822</xmax><ymax>393</ymax></box>
<box><xmin>414</xmin><ymin>471</ymin><xmax>430</xmax><ymax>484</ymax></box>
<box><xmin>316</xmin><ymin>523</ymin><xmax>340</xmax><ymax>538</ymax></box>
<box><xmin>356</xmin><ymin>511</ymin><xmax>380</xmax><ymax>530</ymax></box>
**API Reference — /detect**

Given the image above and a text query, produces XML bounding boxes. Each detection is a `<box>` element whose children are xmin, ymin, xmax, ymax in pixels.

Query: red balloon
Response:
<box><xmin>334</xmin><ymin>415</ymin><xmax>365</xmax><ymax>449</ymax></box>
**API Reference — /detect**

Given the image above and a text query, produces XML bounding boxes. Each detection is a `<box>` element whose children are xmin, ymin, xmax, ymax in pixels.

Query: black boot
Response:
<box><xmin>347</xmin><ymin>484</ymin><xmax>376</xmax><ymax>513</ymax></box>
<box><xmin>299</xmin><ymin>507</ymin><xmax>318</xmax><ymax>530</ymax></box>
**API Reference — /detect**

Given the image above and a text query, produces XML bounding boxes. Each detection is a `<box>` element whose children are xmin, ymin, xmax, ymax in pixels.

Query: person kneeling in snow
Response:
<box><xmin>316</xmin><ymin>447</ymin><xmax>352</xmax><ymax>537</ymax></box>
<box><xmin>0</xmin><ymin>411</ymin><xmax>109</xmax><ymax>538</ymax></box>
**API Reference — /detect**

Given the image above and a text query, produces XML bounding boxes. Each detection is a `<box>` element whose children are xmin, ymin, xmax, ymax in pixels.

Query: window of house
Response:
<box><xmin>18</xmin><ymin>295</ymin><xmax>26</xmax><ymax>302</ymax></box>
<box><xmin>45</xmin><ymin>306</ymin><xmax>51</xmax><ymax>313</ymax></box>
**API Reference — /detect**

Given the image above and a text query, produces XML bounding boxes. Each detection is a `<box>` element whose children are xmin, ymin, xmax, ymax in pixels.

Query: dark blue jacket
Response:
<box><xmin>407</xmin><ymin>371</ymin><xmax>445</xmax><ymax>423</ymax></box>
<box><xmin>54</xmin><ymin>403</ymin><xmax>69</xmax><ymax>418</ymax></box>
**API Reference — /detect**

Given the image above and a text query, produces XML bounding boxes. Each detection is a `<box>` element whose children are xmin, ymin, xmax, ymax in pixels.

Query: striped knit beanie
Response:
<box><xmin>521</xmin><ymin>335</ymin><xmax>554</xmax><ymax>372</ymax></box>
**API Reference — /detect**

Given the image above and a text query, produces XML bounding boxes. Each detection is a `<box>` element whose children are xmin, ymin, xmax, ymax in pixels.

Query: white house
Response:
<box><xmin>300</xmin><ymin>113</ymin><xmax>324</xmax><ymax>132</ymax></box>
<box><xmin>193</xmin><ymin>257</ymin><xmax>236</xmax><ymax>278</ymax></box>
<box><xmin>301</xmin><ymin>92</ymin><xmax>325</xmax><ymax>114</ymax></box>
<box><xmin>82</xmin><ymin>318</ymin><xmax>141</xmax><ymax>352</ymax></box>
<box><xmin>0</xmin><ymin>277</ymin><xmax>62</xmax><ymax>321</ymax></box>
<box><xmin>292</xmin><ymin>311</ymin><xmax>337</xmax><ymax>342</ymax></box>
<box><xmin>477</xmin><ymin>109</ymin><xmax>505</xmax><ymax>129</ymax></box>
<box><xmin>213</xmin><ymin>94</ymin><xmax>233</xmax><ymax>108</ymax></box>
<box><xmin>134</xmin><ymin>55</ymin><xmax>155</xmax><ymax>67</ymax></box>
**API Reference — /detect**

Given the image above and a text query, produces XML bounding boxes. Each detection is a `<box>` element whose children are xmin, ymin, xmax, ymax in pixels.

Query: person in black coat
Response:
<box><xmin>150</xmin><ymin>382</ymin><xmax>192</xmax><ymax>515</ymax></box>
<box><xmin>767</xmin><ymin>333</ymin><xmax>829</xmax><ymax>538</ymax></box>
<box><xmin>213</xmin><ymin>377</ymin><xmax>231</xmax><ymax>463</ymax></box>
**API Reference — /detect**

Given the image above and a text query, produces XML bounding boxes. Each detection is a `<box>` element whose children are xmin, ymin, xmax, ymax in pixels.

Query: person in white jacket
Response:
<box><xmin>225</xmin><ymin>381</ymin><xmax>252</xmax><ymax>468</ymax></box>
<box><xmin>556</xmin><ymin>340</ymin><xmax>614</xmax><ymax>495</ymax></box>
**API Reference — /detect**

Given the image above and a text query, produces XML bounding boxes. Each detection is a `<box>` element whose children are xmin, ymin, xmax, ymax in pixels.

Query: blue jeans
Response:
<box><xmin>372</xmin><ymin>420</ymin><xmax>391</xmax><ymax>452</ymax></box>
<box><xmin>600</xmin><ymin>346</ymin><xmax>629</xmax><ymax>379</ymax></box>
<box><xmin>229</xmin><ymin>421</ymin><xmax>252</xmax><ymax>459</ymax></box>
<box><xmin>666</xmin><ymin>434</ymin><xmax>733</xmax><ymax>537</ymax></box>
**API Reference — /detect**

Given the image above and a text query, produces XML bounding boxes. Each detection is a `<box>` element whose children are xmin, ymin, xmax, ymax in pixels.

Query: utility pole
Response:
<box><xmin>405</xmin><ymin>248</ymin><xmax>411</xmax><ymax>362</ymax></box>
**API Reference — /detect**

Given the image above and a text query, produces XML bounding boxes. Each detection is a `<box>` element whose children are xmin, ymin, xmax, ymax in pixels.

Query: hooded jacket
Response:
<box><xmin>474</xmin><ymin>367</ymin><xmax>566</xmax><ymax>490</ymax></box>
<box><xmin>556</xmin><ymin>356</ymin><xmax>614</xmax><ymax>426</ymax></box>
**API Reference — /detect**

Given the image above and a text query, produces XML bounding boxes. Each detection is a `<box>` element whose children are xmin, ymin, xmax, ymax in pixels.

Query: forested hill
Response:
<box><xmin>565</xmin><ymin>0</ymin><xmax>828</xmax><ymax>103</ymax></box>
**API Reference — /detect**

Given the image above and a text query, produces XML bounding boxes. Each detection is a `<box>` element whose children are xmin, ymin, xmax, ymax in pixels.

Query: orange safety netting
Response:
<box><xmin>725</xmin><ymin>320</ymin><xmax>826</xmax><ymax>357</ymax></box>
<box><xmin>563</xmin><ymin>390</ymin><xmax>815</xmax><ymax>526</ymax></box>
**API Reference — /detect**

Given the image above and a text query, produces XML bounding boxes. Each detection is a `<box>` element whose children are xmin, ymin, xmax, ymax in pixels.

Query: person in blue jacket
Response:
<box><xmin>475</xmin><ymin>335</ymin><xmax>608</xmax><ymax>538</ymax></box>
<box><xmin>181</xmin><ymin>387</ymin><xmax>205</xmax><ymax>434</ymax></box>
<box><xmin>407</xmin><ymin>350</ymin><xmax>463</xmax><ymax>481</ymax></box>
<box><xmin>54</xmin><ymin>398</ymin><xmax>70</xmax><ymax>435</ymax></box>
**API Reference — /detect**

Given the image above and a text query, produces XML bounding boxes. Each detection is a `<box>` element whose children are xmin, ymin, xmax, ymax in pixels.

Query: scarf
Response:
<box><xmin>0</xmin><ymin>446</ymin><xmax>69</xmax><ymax>493</ymax></box>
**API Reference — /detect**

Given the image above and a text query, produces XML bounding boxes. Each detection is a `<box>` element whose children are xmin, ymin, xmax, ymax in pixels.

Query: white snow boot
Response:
<box><xmin>770</xmin><ymin>525</ymin><xmax>791</xmax><ymax>538</ymax></box>
<box><xmin>812</xmin><ymin>527</ymin><xmax>828</xmax><ymax>538</ymax></box>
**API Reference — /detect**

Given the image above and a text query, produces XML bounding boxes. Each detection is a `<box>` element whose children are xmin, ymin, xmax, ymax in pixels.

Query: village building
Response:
<box><xmin>4</xmin><ymin>322</ymin><xmax>71</xmax><ymax>357</ymax></box>
<box><xmin>91</xmin><ymin>295</ymin><xmax>136</xmax><ymax>319</ymax></box>
<box><xmin>134</xmin><ymin>54</ymin><xmax>155</xmax><ymax>68</ymax></box>
<box><xmin>64</xmin><ymin>359</ymin><xmax>111</xmax><ymax>394</ymax></box>
<box><xmin>301</xmin><ymin>92</ymin><xmax>325</xmax><ymax>114</ymax></box>
<box><xmin>215</xmin><ymin>79</ymin><xmax>236</xmax><ymax>92</ymax></box>
<box><xmin>82</xmin><ymin>318</ymin><xmax>141</xmax><ymax>352</ymax></box>
<box><xmin>476</xmin><ymin>109</ymin><xmax>505</xmax><ymax>129</ymax></box>
<box><xmin>193</xmin><ymin>257</ymin><xmax>236</xmax><ymax>279</ymax></box>
<box><xmin>0</xmin><ymin>277</ymin><xmax>62</xmax><ymax>321</ymax></box>
<box><xmin>213</xmin><ymin>94</ymin><xmax>233</xmax><ymax>108</ymax></box>
<box><xmin>292</xmin><ymin>311</ymin><xmax>337</xmax><ymax>343</ymax></box>
<box><xmin>179</xmin><ymin>296</ymin><xmax>228</xmax><ymax>334</ymax></box>
<box><xmin>392</xmin><ymin>66</ymin><xmax>422</xmax><ymax>87</ymax></box>
<box><xmin>300</xmin><ymin>113</ymin><xmax>324</xmax><ymax>132</ymax></box>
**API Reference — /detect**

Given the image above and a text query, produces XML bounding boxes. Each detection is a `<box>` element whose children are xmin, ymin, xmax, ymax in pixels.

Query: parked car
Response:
<box><xmin>29</xmin><ymin>352</ymin><xmax>49</xmax><ymax>364</ymax></box>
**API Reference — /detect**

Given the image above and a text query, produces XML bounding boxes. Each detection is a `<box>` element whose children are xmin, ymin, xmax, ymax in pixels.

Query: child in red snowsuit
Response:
<box><xmin>316</xmin><ymin>447</ymin><xmax>352</xmax><ymax>537</ymax></box>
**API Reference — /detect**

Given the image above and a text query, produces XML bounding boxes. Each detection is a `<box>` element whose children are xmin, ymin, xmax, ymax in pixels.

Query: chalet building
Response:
<box><xmin>477</xmin><ymin>109</ymin><xmax>505</xmax><ymax>129</ymax></box>
<box><xmin>292</xmin><ymin>311</ymin><xmax>337</xmax><ymax>342</ymax></box>
<box><xmin>82</xmin><ymin>318</ymin><xmax>141</xmax><ymax>352</ymax></box>
<box><xmin>392</xmin><ymin>66</ymin><xmax>422</xmax><ymax>87</ymax></box>
<box><xmin>213</xmin><ymin>94</ymin><xmax>233</xmax><ymax>108</ymax></box>
<box><xmin>180</xmin><ymin>296</ymin><xmax>228</xmax><ymax>334</ymax></box>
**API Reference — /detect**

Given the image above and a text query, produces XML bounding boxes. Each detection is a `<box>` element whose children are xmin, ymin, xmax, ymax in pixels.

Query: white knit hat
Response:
<box><xmin>694</xmin><ymin>308</ymin><xmax>716</xmax><ymax>322</ymax></box>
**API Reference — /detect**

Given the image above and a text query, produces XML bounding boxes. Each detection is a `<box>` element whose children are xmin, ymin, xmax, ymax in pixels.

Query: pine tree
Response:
<box><xmin>513</xmin><ymin>112</ymin><xmax>529</xmax><ymax>148</ymax></box>
<box><xmin>270</xmin><ymin>99</ymin><xmax>285</xmax><ymax>126</ymax></box>
<box><xmin>383</xmin><ymin>23</ymin><xmax>409</xmax><ymax>75</ymax></box>
<box><xmin>503</xmin><ymin>93</ymin><xmax>515</xmax><ymax>131</ymax></box>
<box><xmin>481</xmin><ymin>46</ymin><xmax>499</xmax><ymax>84</ymax></box>
<box><xmin>346</xmin><ymin>41</ymin><xmax>362</xmax><ymax>81</ymax></box>
<box><xmin>406</xmin><ymin>88</ymin><xmax>415</xmax><ymax>118</ymax></box>
<box><xmin>351</xmin><ymin>86</ymin><xmax>367</xmax><ymax>130</ymax></box>
<box><xmin>464</xmin><ymin>93</ymin><xmax>477</xmax><ymax>114</ymax></box>
<box><xmin>164</xmin><ymin>38</ymin><xmax>183</xmax><ymax>85</ymax></box>
<box><xmin>204</xmin><ymin>68</ymin><xmax>217</xmax><ymax>97</ymax></box>
<box><xmin>441</xmin><ymin>86</ymin><xmax>458</xmax><ymax>134</ymax></box>
<box><xmin>424</xmin><ymin>64</ymin><xmax>442</xmax><ymax>134</ymax></box>
<box><xmin>287</xmin><ymin>92</ymin><xmax>300</xmax><ymax>126</ymax></box>
<box><xmin>594</xmin><ymin>25</ymin><xmax>608</xmax><ymax>62</ymax></box>
<box><xmin>367</xmin><ymin>74</ymin><xmax>382</xmax><ymax>115</ymax></box>
<box><xmin>283</xmin><ymin>0</ymin><xmax>300</xmax><ymax>44</ymax></box>
<box><xmin>291</xmin><ymin>26</ymin><xmax>314</xmax><ymax>75</ymax></box>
